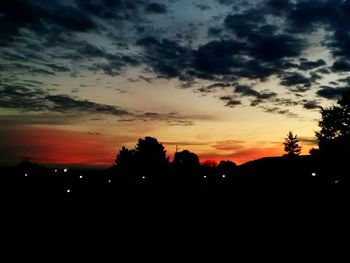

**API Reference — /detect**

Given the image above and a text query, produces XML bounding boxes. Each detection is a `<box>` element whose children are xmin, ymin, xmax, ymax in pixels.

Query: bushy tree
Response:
<box><xmin>172</xmin><ymin>150</ymin><xmax>200</xmax><ymax>179</ymax></box>
<box><xmin>316</xmin><ymin>90</ymin><xmax>350</xmax><ymax>153</ymax></box>
<box><xmin>217</xmin><ymin>160</ymin><xmax>237</xmax><ymax>176</ymax></box>
<box><xmin>315</xmin><ymin>90</ymin><xmax>350</xmax><ymax>179</ymax></box>
<box><xmin>283</xmin><ymin>131</ymin><xmax>302</xmax><ymax>156</ymax></box>
<box><xmin>135</xmin><ymin>136</ymin><xmax>169</xmax><ymax>178</ymax></box>
<box><xmin>114</xmin><ymin>146</ymin><xmax>136</xmax><ymax>177</ymax></box>
<box><xmin>114</xmin><ymin>137</ymin><xmax>169</xmax><ymax>181</ymax></box>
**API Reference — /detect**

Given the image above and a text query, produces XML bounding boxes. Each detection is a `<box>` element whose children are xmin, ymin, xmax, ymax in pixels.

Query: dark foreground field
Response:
<box><xmin>1</xmin><ymin>163</ymin><xmax>348</xmax><ymax>250</ymax></box>
<box><xmin>1</xmin><ymin>161</ymin><xmax>348</xmax><ymax>205</ymax></box>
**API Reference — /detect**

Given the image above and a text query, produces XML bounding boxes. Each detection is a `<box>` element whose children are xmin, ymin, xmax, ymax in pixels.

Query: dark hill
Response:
<box><xmin>235</xmin><ymin>155</ymin><xmax>321</xmax><ymax>186</ymax></box>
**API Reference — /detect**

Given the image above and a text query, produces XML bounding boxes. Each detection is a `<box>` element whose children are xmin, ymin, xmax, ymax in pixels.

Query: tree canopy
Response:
<box><xmin>316</xmin><ymin>90</ymin><xmax>350</xmax><ymax>154</ymax></box>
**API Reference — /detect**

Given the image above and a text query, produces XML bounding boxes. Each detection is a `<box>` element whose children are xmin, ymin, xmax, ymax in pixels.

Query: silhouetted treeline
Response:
<box><xmin>1</xmin><ymin>91</ymin><xmax>350</xmax><ymax>200</ymax></box>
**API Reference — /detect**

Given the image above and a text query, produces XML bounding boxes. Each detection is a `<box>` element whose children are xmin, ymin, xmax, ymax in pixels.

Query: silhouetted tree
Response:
<box><xmin>309</xmin><ymin>148</ymin><xmax>320</xmax><ymax>157</ymax></box>
<box><xmin>283</xmin><ymin>131</ymin><xmax>302</xmax><ymax>156</ymax></box>
<box><xmin>114</xmin><ymin>137</ymin><xmax>169</xmax><ymax>181</ymax></box>
<box><xmin>172</xmin><ymin>150</ymin><xmax>200</xmax><ymax>180</ymax></box>
<box><xmin>315</xmin><ymin>90</ymin><xmax>350</xmax><ymax>179</ymax></box>
<box><xmin>134</xmin><ymin>137</ymin><xmax>169</xmax><ymax>179</ymax></box>
<box><xmin>217</xmin><ymin>160</ymin><xmax>237</xmax><ymax>176</ymax></box>
<box><xmin>316</xmin><ymin>90</ymin><xmax>350</xmax><ymax>153</ymax></box>
<box><xmin>114</xmin><ymin>146</ymin><xmax>136</xmax><ymax>180</ymax></box>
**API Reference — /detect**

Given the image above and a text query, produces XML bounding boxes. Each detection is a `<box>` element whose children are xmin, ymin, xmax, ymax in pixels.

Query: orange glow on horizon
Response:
<box><xmin>0</xmin><ymin>126</ymin><xmax>316</xmax><ymax>167</ymax></box>
<box><xmin>1</xmin><ymin>126</ymin><xmax>117</xmax><ymax>167</ymax></box>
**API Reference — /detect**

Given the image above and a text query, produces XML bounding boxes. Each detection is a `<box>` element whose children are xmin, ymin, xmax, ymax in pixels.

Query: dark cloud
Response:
<box><xmin>332</xmin><ymin>60</ymin><xmax>350</xmax><ymax>72</ymax></box>
<box><xmin>303</xmin><ymin>100</ymin><xmax>321</xmax><ymax>110</ymax></box>
<box><xmin>262</xmin><ymin>106</ymin><xmax>298</xmax><ymax>118</ymax></box>
<box><xmin>137</xmin><ymin>36</ymin><xmax>191</xmax><ymax>78</ymax></box>
<box><xmin>234</xmin><ymin>85</ymin><xmax>277</xmax><ymax>100</ymax></box>
<box><xmin>198</xmin><ymin>83</ymin><xmax>231</xmax><ymax>93</ymax></box>
<box><xmin>298</xmin><ymin>59</ymin><xmax>326</xmax><ymax>71</ymax></box>
<box><xmin>4</xmin><ymin>0</ymin><xmax>350</xmax><ymax>117</ymax></box>
<box><xmin>265</xmin><ymin>0</ymin><xmax>294</xmax><ymax>14</ymax></box>
<box><xmin>77</xmin><ymin>0</ymin><xmax>139</xmax><ymax>19</ymax></box>
<box><xmin>316</xmin><ymin>86</ymin><xmax>349</xmax><ymax>100</ymax></box>
<box><xmin>46</xmin><ymin>95</ymin><xmax>128</xmax><ymax>115</ymax></box>
<box><xmin>192</xmin><ymin>40</ymin><xmax>246</xmax><ymax>77</ymax></box>
<box><xmin>0</xmin><ymin>84</ymin><xmax>48</xmax><ymax>111</ymax></box>
<box><xmin>250</xmin><ymin>34</ymin><xmax>305</xmax><ymax>62</ymax></box>
<box><xmin>44</xmin><ymin>63</ymin><xmax>70</xmax><ymax>73</ymax></box>
<box><xmin>280</xmin><ymin>72</ymin><xmax>312</xmax><ymax>87</ymax></box>
<box><xmin>0</xmin><ymin>0</ymin><xmax>97</xmax><ymax>43</ymax></box>
<box><xmin>224</xmin><ymin>10</ymin><xmax>266</xmax><ymax>38</ymax></box>
<box><xmin>0</xmin><ymin>0</ymin><xmax>145</xmax><ymax>47</ymax></box>
<box><xmin>338</xmin><ymin>76</ymin><xmax>350</xmax><ymax>85</ymax></box>
<box><xmin>287</xmin><ymin>0</ymin><xmax>342</xmax><ymax>33</ymax></box>
<box><xmin>315</xmin><ymin>67</ymin><xmax>331</xmax><ymax>74</ymax></box>
<box><xmin>145</xmin><ymin>3</ymin><xmax>168</xmax><ymax>14</ymax></box>
<box><xmin>207</xmin><ymin>27</ymin><xmax>223</xmax><ymax>37</ymax></box>
<box><xmin>272</xmin><ymin>98</ymin><xmax>299</xmax><ymax>107</ymax></box>
<box><xmin>80</xmin><ymin>43</ymin><xmax>107</xmax><ymax>58</ymax></box>
<box><xmin>196</xmin><ymin>4</ymin><xmax>211</xmax><ymax>11</ymax></box>
<box><xmin>0</xmin><ymin>84</ymin><xmax>128</xmax><ymax>116</ymax></box>
<box><xmin>220</xmin><ymin>96</ymin><xmax>242</xmax><ymax>108</ymax></box>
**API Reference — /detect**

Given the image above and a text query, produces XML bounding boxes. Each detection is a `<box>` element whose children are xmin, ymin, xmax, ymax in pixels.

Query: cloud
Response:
<box><xmin>287</xmin><ymin>0</ymin><xmax>343</xmax><ymax>33</ymax></box>
<box><xmin>224</xmin><ymin>10</ymin><xmax>266</xmax><ymax>38</ymax></box>
<box><xmin>316</xmin><ymin>86</ymin><xmax>349</xmax><ymax>100</ymax></box>
<box><xmin>145</xmin><ymin>3</ymin><xmax>168</xmax><ymax>14</ymax></box>
<box><xmin>298</xmin><ymin>59</ymin><xmax>327</xmax><ymax>71</ymax></box>
<box><xmin>250</xmin><ymin>34</ymin><xmax>305</xmax><ymax>62</ymax></box>
<box><xmin>280</xmin><ymin>72</ymin><xmax>312</xmax><ymax>87</ymax></box>
<box><xmin>261</xmin><ymin>106</ymin><xmax>298</xmax><ymax>118</ymax></box>
<box><xmin>332</xmin><ymin>60</ymin><xmax>350</xmax><ymax>72</ymax></box>
<box><xmin>192</xmin><ymin>40</ymin><xmax>246</xmax><ymax>77</ymax></box>
<box><xmin>198</xmin><ymin>82</ymin><xmax>231</xmax><ymax>93</ymax></box>
<box><xmin>207</xmin><ymin>27</ymin><xmax>223</xmax><ymax>37</ymax></box>
<box><xmin>0</xmin><ymin>84</ymin><xmax>129</xmax><ymax>116</ymax></box>
<box><xmin>44</xmin><ymin>63</ymin><xmax>70</xmax><ymax>72</ymax></box>
<box><xmin>299</xmin><ymin>136</ymin><xmax>318</xmax><ymax>145</ymax></box>
<box><xmin>161</xmin><ymin>141</ymin><xmax>206</xmax><ymax>146</ymax></box>
<box><xmin>46</xmin><ymin>95</ymin><xmax>128</xmax><ymax>116</ymax></box>
<box><xmin>211</xmin><ymin>140</ymin><xmax>245</xmax><ymax>151</ymax></box>
<box><xmin>137</xmin><ymin>36</ymin><xmax>191</xmax><ymax>78</ymax></box>
<box><xmin>4</xmin><ymin>0</ymin><xmax>350</xmax><ymax>116</ymax></box>
<box><xmin>220</xmin><ymin>96</ymin><xmax>242</xmax><ymax>108</ymax></box>
<box><xmin>235</xmin><ymin>85</ymin><xmax>277</xmax><ymax>100</ymax></box>
<box><xmin>303</xmin><ymin>100</ymin><xmax>321</xmax><ymax>110</ymax></box>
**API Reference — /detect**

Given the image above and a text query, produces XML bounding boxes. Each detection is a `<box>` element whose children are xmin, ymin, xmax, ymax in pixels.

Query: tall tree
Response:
<box><xmin>283</xmin><ymin>131</ymin><xmax>302</xmax><ymax>156</ymax></box>
<box><xmin>316</xmin><ymin>90</ymin><xmax>350</xmax><ymax>153</ymax></box>
<box><xmin>134</xmin><ymin>136</ymin><xmax>169</xmax><ymax>179</ymax></box>
<box><xmin>114</xmin><ymin>146</ymin><xmax>136</xmax><ymax>176</ymax></box>
<box><xmin>315</xmin><ymin>90</ymin><xmax>350</xmax><ymax>179</ymax></box>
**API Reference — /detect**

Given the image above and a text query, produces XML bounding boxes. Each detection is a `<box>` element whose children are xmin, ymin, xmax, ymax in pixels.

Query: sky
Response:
<box><xmin>1</xmin><ymin>0</ymin><xmax>350</xmax><ymax>167</ymax></box>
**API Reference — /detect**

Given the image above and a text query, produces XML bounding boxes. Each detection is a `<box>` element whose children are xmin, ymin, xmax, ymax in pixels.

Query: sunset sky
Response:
<box><xmin>1</xmin><ymin>0</ymin><xmax>350</xmax><ymax>167</ymax></box>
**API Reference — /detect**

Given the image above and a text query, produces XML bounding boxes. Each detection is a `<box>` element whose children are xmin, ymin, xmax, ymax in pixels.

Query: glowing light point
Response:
<box><xmin>54</xmin><ymin>169</ymin><xmax>58</xmax><ymax>173</ymax></box>
<box><xmin>311</xmin><ymin>172</ymin><xmax>316</xmax><ymax>177</ymax></box>
<box><xmin>79</xmin><ymin>175</ymin><xmax>83</xmax><ymax>179</ymax></box>
<box><xmin>24</xmin><ymin>173</ymin><xmax>28</xmax><ymax>177</ymax></box>
<box><xmin>108</xmin><ymin>179</ymin><xmax>111</xmax><ymax>183</ymax></box>
<box><xmin>66</xmin><ymin>189</ymin><xmax>71</xmax><ymax>193</ymax></box>
<box><xmin>63</xmin><ymin>168</ymin><xmax>68</xmax><ymax>173</ymax></box>
<box><xmin>222</xmin><ymin>174</ymin><xmax>226</xmax><ymax>178</ymax></box>
<box><xmin>335</xmin><ymin>180</ymin><xmax>340</xmax><ymax>184</ymax></box>
<box><xmin>204</xmin><ymin>176</ymin><xmax>207</xmax><ymax>179</ymax></box>
<box><xmin>142</xmin><ymin>176</ymin><xmax>146</xmax><ymax>180</ymax></box>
